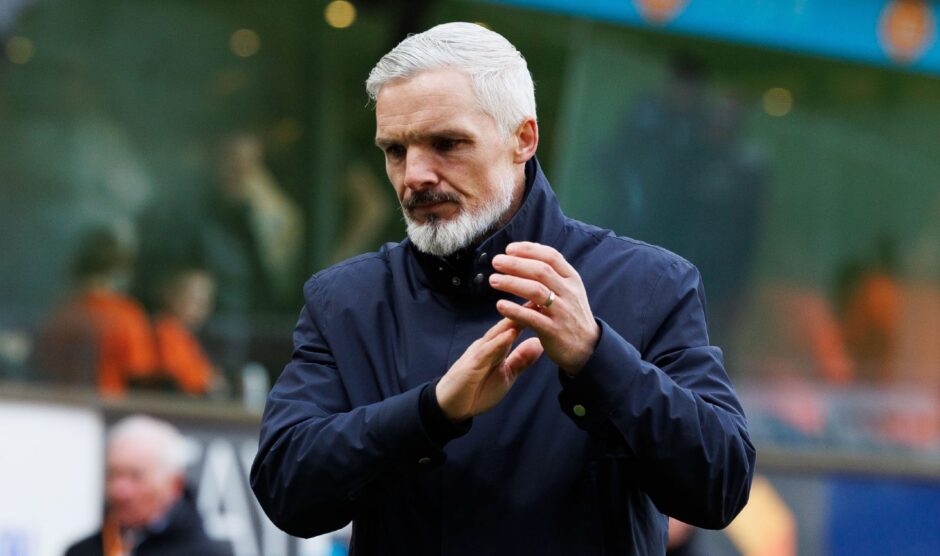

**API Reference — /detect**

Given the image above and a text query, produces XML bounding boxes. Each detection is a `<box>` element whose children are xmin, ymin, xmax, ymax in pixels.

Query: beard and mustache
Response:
<box><xmin>401</xmin><ymin>175</ymin><xmax>515</xmax><ymax>257</ymax></box>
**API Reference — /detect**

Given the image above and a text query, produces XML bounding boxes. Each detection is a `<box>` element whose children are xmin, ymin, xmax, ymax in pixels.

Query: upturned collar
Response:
<box><xmin>409</xmin><ymin>157</ymin><xmax>567</xmax><ymax>300</ymax></box>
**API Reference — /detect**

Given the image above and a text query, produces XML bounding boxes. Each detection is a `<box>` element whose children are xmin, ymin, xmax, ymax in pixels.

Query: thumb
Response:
<box><xmin>478</xmin><ymin>329</ymin><xmax>518</xmax><ymax>367</ymax></box>
<box><xmin>504</xmin><ymin>337</ymin><xmax>544</xmax><ymax>379</ymax></box>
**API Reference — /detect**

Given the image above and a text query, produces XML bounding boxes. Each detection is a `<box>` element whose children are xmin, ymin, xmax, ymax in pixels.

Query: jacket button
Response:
<box><xmin>572</xmin><ymin>404</ymin><xmax>587</xmax><ymax>417</ymax></box>
<box><xmin>477</xmin><ymin>252</ymin><xmax>488</xmax><ymax>264</ymax></box>
<box><xmin>451</xmin><ymin>276</ymin><xmax>461</xmax><ymax>286</ymax></box>
<box><xmin>473</xmin><ymin>273</ymin><xmax>485</xmax><ymax>286</ymax></box>
<box><xmin>418</xmin><ymin>457</ymin><xmax>432</xmax><ymax>465</ymax></box>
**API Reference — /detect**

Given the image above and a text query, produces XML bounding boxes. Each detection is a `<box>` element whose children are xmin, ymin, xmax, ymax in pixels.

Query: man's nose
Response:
<box><xmin>107</xmin><ymin>480</ymin><xmax>131</xmax><ymax>501</ymax></box>
<box><xmin>403</xmin><ymin>147</ymin><xmax>438</xmax><ymax>191</ymax></box>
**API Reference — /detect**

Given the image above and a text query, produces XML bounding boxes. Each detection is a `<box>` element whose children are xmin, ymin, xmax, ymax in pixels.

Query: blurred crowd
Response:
<box><xmin>0</xmin><ymin>129</ymin><xmax>311</xmax><ymax>402</ymax></box>
<box><xmin>0</xmin><ymin>0</ymin><xmax>936</xmax><ymax>457</ymax></box>
<box><xmin>600</xmin><ymin>53</ymin><xmax>940</xmax><ymax>456</ymax></box>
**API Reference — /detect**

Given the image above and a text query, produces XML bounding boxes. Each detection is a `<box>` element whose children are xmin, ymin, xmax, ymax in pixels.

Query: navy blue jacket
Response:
<box><xmin>65</xmin><ymin>494</ymin><xmax>233</xmax><ymax>556</ymax></box>
<box><xmin>251</xmin><ymin>159</ymin><xmax>755</xmax><ymax>555</ymax></box>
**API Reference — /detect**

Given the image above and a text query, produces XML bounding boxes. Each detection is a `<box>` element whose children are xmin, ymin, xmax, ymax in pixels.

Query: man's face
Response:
<box><xmin>375</xmin><ymin>69</ymin><xmax>523</xmax><ymax>256</ymax></box>
<box><xmin>166</xmin><ymin>271</ymin><xmax>216</xmax><ymax>328</ymax></box>
<box><xmin>105</xmin><ymin>437</ymin><xmax>181</xmax><ymax>529</ymax></box>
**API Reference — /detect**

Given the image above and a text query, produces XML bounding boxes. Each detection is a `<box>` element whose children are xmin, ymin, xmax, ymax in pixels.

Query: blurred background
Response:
<box><xmin>1</xmin><ymin>0</ymin><xmax>938</xmax><ymax>554</ymax></box>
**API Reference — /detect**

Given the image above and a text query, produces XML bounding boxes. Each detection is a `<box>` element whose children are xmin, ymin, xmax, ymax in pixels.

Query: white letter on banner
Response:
<box><xmin>197</xmin><ymin>439</ymin><xmax>260</xmax><ymax>556</ymax></box>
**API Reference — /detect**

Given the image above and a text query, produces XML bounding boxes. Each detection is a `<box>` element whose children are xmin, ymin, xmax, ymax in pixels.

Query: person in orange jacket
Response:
<box><xmin>152</xmin><ymin>265</ymin><xmax>224</xmax><ymax>396</ymax></box>
<box><xmin>37</xmin><ymin>227</ymin><xmax>156</xmax><ymax>396</ymax></box>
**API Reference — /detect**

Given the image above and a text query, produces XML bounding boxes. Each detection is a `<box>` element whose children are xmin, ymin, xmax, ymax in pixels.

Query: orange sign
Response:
<box><xmin>878</xmin><ymin>0</ymin><xmax>936</xmax><ymax>63</ymax></box>
<box><xmin>634</xmin><ymin>0</ymin><xmax>690</xmax><ymax>25</ymax></box>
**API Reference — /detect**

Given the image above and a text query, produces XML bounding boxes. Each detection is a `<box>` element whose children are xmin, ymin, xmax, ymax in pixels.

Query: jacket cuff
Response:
<box><xmin>419</xmin><ymin>378</ymin><xmax>472</xmax><ymax>447</ymax></box>
<box><xmin>372</xmin><ymin>383</ymin><xmax>453</xmax><ymax>471</ymax></box>
<box><xmin>557</xmin><ymin>318</ymin><xmax>642</xmax><ymax>438</ymax></box>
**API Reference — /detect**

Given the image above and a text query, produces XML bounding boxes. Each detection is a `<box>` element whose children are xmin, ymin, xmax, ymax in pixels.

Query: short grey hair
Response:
<box><xmin>366</xmin><ymin>22</ymin><xmax>536</xmax><ymax>138</ymax></box>
<box><xmin>108</xmin><ymin>414</ymin><xmax>189</xmax><ymax>477</ymax></box>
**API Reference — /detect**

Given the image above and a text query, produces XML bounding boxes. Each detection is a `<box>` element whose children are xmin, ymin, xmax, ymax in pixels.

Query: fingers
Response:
<box><xmin>491</xmin><ymin>242</ymin><xmax>582</xmax><ymax>308</ymax></box>
<box><xmin>495</xmin><ymin>298</ymin><xmax>553</xmax><ymax>335</ymax></box>
<box><xmin>488</xmin><ymin>273</ymin><xmax>554</xmax><ymax>308</ymax></box>
<box><xmin>505</xmin><ymin>241</ymin><xmax>577</xmax><ymax>278</ymax></box>
<box><xmin>491</xmin><ymin>253</ymin><xmax>565</xmax><ymax>295</ymax></box>
<box><xmin>478</xmin><ymin>328</ymin><xmax>518</xmax><ymax>366</ymax></box>
<box><xmin>481</xmin><ymin>316</ymin><xmax>521</xmax><ymax>342</ymax></box>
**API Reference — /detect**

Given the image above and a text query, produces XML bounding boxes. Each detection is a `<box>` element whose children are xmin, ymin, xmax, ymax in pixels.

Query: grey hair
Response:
<box><xmin>366</xmin><ymin>22</ymin><xmax>536</xmax><ymax>138</ymax></box>
<box><xmin>108</xmin><ymin>414</ymin><xmax>189</xmax><ymax>477</ymax></box>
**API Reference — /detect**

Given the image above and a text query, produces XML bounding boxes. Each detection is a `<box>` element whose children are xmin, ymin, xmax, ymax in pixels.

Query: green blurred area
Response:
<box><xmin>1</xmin><ymin>0</ymin><xmax>938</xmax><ymax>455</ymax></box>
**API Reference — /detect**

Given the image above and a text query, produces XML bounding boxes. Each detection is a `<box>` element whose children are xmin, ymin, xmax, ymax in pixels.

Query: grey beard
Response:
<box><xmin>403</xmin><ymin>178</ymin><xmax>515</xmax><ymax>257</ymax></box>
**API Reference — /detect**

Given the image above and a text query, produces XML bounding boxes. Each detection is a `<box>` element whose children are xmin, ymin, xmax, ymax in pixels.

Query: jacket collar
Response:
<box><xmin>408</xmin><ymin>157</ymin><xmax>566</xmax><ymax>300</ymax></box>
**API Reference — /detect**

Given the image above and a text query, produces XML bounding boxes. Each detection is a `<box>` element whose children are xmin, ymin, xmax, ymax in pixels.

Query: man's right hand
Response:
<box><xmin>435</xmin><ymin>318</ymin><xmax>544</xmax><ymax>422</ymax></box>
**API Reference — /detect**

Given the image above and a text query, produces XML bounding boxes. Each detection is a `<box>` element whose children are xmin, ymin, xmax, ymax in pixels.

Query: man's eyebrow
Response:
<box><xmin>375</xmin><ymin>129</ymin><xmax>473</xmax><ymax>148</ymax></box>
<box><xmin>426</xmin><ymin>128</ymin><xmax>473</xmax><ymax>140</ymax></box>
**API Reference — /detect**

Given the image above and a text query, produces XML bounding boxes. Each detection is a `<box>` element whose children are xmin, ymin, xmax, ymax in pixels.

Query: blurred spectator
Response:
<box><xmin>64</xmin><ymin>415</ymin><xmax>232</xmax><ymax>556</ymax></box>
<box><xmin>34</xmin><ymin>227</ymin><xmax>156</xmax><ymax>396</ymax></box>
<box><xmin>0</xmin><ymin>328</ymin><xmax>31</xmax><ymax>379</ymax></box>
<box><xmin>137</xmin><ymin>132</ymin><xmax>304</xmax><ymax>318</ymax></box>
<box><xmin>603</xmin><ymin>53</ymin><xmax>767</xmax><ymax>344</ymax></box>
<box><xmin>739</xmin><ymin>229</ymin><xmax>940</xmax><ymax>449</ymax></box>
<box><xmin>835</xmin><ymin>236</ymin><xmax>901</xmax><ymax>383</ymax></box>
<box><xmin>723</xmin><ymin>475</ymin><xmax>797</xmax><ymax>556</ymax></box>
<box><xmin>667</xmin><ymin>516</ymin><xmax>699</xmax><ymax>556</ymax></box>
<box><xmin>831</xmin><ymin>231</ymin><xmax>940</xmax><ymax>449</ymax></box>
<box><xmin>748</xmin><ymin>284</ymin><xmax>856</xmax><ymax>386</ymax></box>
<box><xmin>133</xmin><ymin>132</ymin><xmax>303</xmax><ymax>386</ymax></box>
<box><xmin>150</xmin><ymin>266</ymin><xmax>226</xmax><ymax>397</ymax></box>
<box><xmin>731</xmin><ymin>282</ymin><xmax>853</xmax><ymax>441</ymax></box>
<box><xmin>207</xmin><ymin>132</ymin><xmax>304</xmax><ymax>314</ymax></box>
<box><xmin>896</xmin><ymin>194</ymin><xmax>940</xmax><ymax>392</ymax></box>
<box><xmin>329</xmin><ymin>159</ymin><xmax>392</xmax><ymax>264</ymax></box>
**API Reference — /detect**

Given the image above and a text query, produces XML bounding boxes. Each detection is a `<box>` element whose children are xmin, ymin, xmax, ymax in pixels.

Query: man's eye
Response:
<box><xmin>385</xmin><ymin>145</ymin><xmax>405</xmax><ymax>158</ymax></box>
<box><xmin>434</xmin><ymin>138</ymin><xmax>461</xmax><ymax>152</ymax></box>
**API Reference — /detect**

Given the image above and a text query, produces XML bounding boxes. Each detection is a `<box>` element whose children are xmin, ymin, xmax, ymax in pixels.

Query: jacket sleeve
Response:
<box><xmin>558</xmin><ymin>260</ymin><xmax>755</xmax><ymax>529</ymax></box>
<box><xmin>249</xmin><ymin>286</ymin><xmax>454</xmax><ymax>538</ymax></box>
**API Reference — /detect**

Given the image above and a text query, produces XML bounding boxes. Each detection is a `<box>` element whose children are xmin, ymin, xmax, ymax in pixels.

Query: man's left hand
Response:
<box><xmin>489</xmin><ymin>241</ymin><xmax>600</xmax><ymax>375</ymax></box>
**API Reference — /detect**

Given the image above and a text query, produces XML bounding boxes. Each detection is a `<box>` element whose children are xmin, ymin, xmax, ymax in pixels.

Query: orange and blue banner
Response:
<box><xmin>482</xmin><ymin>0</ymin><xmax>940</xmax><ymax>74</ymax></box>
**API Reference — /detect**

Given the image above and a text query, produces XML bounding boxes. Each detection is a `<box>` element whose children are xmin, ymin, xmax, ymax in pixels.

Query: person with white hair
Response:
<box><xmin>251</xmin><ymin>22</ymin><xmax>754</xmax><ymax>554</ymax></box>
<box><xmin>65</xmin><ymin>415</ymin><xmax>231</xmax><ymax>556</ymax></box>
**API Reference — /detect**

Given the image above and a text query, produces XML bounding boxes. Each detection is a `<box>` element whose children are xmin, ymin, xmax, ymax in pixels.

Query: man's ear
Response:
<box><xmin>512</xmin><ymin>117</ymin><xmax>539</xmax><ymax>163</ymax></box>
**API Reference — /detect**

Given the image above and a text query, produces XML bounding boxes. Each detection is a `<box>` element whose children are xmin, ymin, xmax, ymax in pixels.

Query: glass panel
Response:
<box><xmin>552</xmin><ymin>22</ymin><xmax>940</xmax><ymax>459</ymax></box>
<box><xmin>0</xmin><ymin>0</ymin><xmax>364</xmax><ymax>399</ymax></box>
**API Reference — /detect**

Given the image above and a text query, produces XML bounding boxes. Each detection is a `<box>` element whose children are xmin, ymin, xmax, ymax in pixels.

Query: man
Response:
<box><xmin>66</xmin><ymin>415</ymin><xmax>232</xmax><ymax>556</ymax></box>
<box><xmin>251</xmin><ymin>22</ymin><xmax>755</xmax><ymax>555</ymax></box>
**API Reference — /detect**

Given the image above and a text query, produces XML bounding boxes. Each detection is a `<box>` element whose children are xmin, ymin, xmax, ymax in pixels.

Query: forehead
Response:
<box><xmin>374</xmin><ymin>69</ymin><xmax>496</xmax><ymax>142</ymax></box>
<box><xmin>107</xmin><ymin>436</ymin><xmax>159</xmax><ymax>470</ymax></box>
<box><xmin>179</xmin><ymin>272</ymin><xmax>214</xmax><ymax>291</ymax></box>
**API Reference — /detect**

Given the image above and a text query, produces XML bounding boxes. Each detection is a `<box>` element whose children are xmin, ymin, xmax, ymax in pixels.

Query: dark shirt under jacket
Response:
<box><xmin>64</xmin><ymin>494</ymin><xmax>232</xmax><ymax>556</ymax></box>
<box><xmin>251</xmin><ymin>158</ymin><xmax>755</xmax><ymax>555</ymax></box>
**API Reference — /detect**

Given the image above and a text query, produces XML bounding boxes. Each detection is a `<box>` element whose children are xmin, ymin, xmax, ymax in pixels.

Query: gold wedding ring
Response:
<box><xmin>543</xmin><ymin>290</ymin><xmax>556</xmax><ymax>308</ymax></box>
